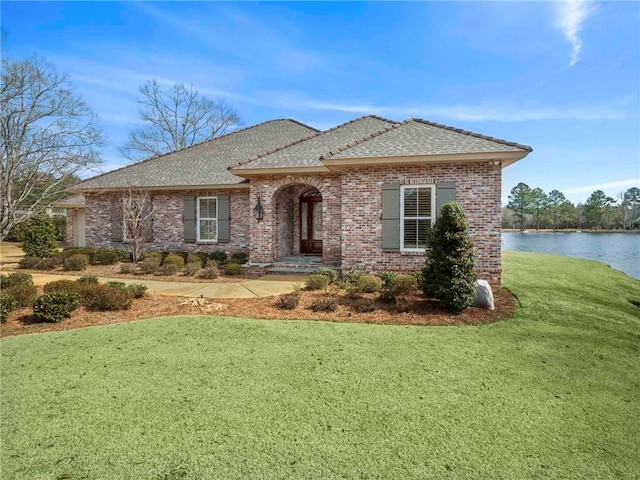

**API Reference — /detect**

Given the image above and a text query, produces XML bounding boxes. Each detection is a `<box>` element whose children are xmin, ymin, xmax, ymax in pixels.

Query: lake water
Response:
<box><xmin>502</xmin><ymin>232</ymin><xmax>640</xmax><ymax>280</ymax></box>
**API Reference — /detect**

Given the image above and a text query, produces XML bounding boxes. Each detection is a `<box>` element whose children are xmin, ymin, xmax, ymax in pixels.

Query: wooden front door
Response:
<box><xmin>300</xmin><ymin>195</ymin><xmax>322</xmax><ymax>255</ymax></box>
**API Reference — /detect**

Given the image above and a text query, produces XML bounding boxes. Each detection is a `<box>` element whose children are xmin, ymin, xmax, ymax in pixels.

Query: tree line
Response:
<box><xmin>1</xmin><ymin>53</ymin><xmax>240</xmax><ymax>240</ymax></box>
<box><xmin>505</xmin><ymin>183</ymin><xmax>640</xmax><ymax>231</ymax></box>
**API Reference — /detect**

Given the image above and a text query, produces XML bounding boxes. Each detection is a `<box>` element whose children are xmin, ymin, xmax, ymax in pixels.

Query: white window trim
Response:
<box><xmin>196</xmin><ymin>196</ymin><xmax>218</xmax><ymax>243</ymax></box>
<box><xmin>400</xmin><ymin>184</ymin><xmax>435</xmax><ymax>252</ymax></box>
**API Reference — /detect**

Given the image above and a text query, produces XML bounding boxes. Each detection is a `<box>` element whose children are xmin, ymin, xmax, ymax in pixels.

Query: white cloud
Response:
<box><xmin>555</xmin><ymin>0</ymin><xmax>596</xmax><ymax>67</ymax></box>
<box><xmin>562</xmin><ymin>179</ymin><xmax>640</xmax><ymax>194</ymax></box>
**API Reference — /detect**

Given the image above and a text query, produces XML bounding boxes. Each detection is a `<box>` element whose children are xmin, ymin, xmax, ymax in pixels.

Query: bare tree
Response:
<box><xmin>1</xmin><ymin>55</ymin><xmax>103</xmax><ymax>239</ymax></box>
<box><xmin>120</xmin><ymin>79</ymin><xmax>240</xmax><ymax>161</ymax></box>
<box><xmin>117</xmin><ymin>187</ymin><xmax>154</xmax><ymax>263</ymax></box>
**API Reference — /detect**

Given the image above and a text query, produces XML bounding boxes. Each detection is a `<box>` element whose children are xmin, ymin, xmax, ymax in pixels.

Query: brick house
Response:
<box><xmin>69</xmin><ymin>115</ymin><xmax>531</xmax><ymax>283</ymax></box>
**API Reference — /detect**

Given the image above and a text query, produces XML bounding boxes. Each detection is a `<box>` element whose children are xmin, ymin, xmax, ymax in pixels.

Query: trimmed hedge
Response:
<box><xmin>0</xmin><ymin>294</ymin><xmax>17</xmax><ymax>323</ymax></box>
<box><xmin>79</xmin><ymin>284</ymin><xmax>132</xmax><ymax>311</ymax></box>
<box><xmin>63</xmin><ymin>254</ymin><xmax>89</xmax><ymax>271</ymax></box>
<box><xmin>33</xmin><ymin>292</ymin><xmax>79</xmax><ymax>323</ymax></box>
<box><xmin>44</xmin><ymin>280</ymin><xmax>79</xmax><ymax>295</ymax></box>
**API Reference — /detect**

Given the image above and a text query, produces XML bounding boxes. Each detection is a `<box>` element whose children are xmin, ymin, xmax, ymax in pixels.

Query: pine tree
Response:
<box><xmin>422</xmin><ymin>202</ymin><xmax>477</xmax><ymax>313</ymax></box>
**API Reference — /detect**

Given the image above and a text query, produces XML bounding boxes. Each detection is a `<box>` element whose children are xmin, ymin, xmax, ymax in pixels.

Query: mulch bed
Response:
<box><xmin>0</xmin><ymin>286</ymin><xmax>517</xmax><ymax>338</ymax></box>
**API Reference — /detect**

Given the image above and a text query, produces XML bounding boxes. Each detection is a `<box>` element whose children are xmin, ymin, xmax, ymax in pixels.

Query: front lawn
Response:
<box><xmin>1</xmin><ymin>251</ymin><xmax>639</xmax><ymax>479</ymax></box>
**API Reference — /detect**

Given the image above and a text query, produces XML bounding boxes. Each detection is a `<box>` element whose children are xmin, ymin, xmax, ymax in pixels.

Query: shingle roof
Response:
<box><xmin>52</xmin><ymin>194</ymin><xmax>85</xmax><ymax>208</ymax></box>
<box><xmin>73</xmin><ymin>119</ymin><xmax>319</xmax><ymax>190</ymax></box>
<box><xmin>229</xmin><ymin>115</ymin><xmax>398</xmax><ymax>171</ymax></box>
<box><xmin>321</xmin><ymin>119</ymin><xmax>532</xmax><ymax>160</ymax></box>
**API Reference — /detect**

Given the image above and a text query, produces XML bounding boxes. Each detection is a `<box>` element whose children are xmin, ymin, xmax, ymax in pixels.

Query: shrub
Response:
<box><xmin>230</xmin><ymin>252</ymin><xmax>248</xmax><ymax>265</ymax></box>
<box><xmin>92</xmin><ymin>248</ymin><xmax>121</xmax><ymax>265</ymax></box>
<box><xmin>0</xmin><ymin>272</ymin><xmax>34</xmax><ymax>289</ymax></box>
<box><xmin>314</xmin><ymin>267</ymin><xmax>339</xmax><ymax>283</ymax></box>
<box><xmin>80</xmin><ymin>284</ymin><xmax>132</xmax><ymax>311</ymax></box>
<box><xmin>3</xmin><ymin>283</ymin><xmax>37</xmax><ymax>308</ymax></box>
<box><xmin>199</xmin><ymin>265</ymin><xmax>219</xmax><ymax>279</ymax></box>
<box><xmin>163</xmin><ymin>253</ymin><xmax>185</xmax><ymax>268</ymax></box>
<box><xmin>106</xmin><ymin>281</ymin><xmax>126</xmax><ymax>289</ymax></box>
<box><xmin>421</xmin><ymin>202</ymin><xmax>477</xmax><ymax>313</ymax></box>
<box><xmin>396</xmin><ymin>297</ymin><xmax>412</xmax><ymax>313</ymax></box>
<box><xmin>156</xmin><ymin>263</ymin><xmax>180</xmax><ymax>276</ymax></box>
<box><xmin>310</xmin><ymin>295</ymin><xmax>338</xmax><ymax>312</ymax></box>
<box><xmin>277</xmin><ymin>292</ymin><xmax>300</xmax><ymax>310</ymax></box>
<box><xmin>52</xmin><ymin>215</ymin><xmax>67</xmax><ymax>241</ymax></box>
<box><xmin>379</xmin><ymin>271</ymin><xmax>399</xmax><ymax>288</ymax></box>
<box><xmin>209</xmin><ymin>250</ymin><xmax>228</xmax><ymax>266</ymax></box>
<box><xmin>0</xmin><ymin>294</ymin><xmax>17</xmax><ymax>323</ymax></box>
<box><xmin>346</xmin><ymin>285</ymin><xmax>365</xmax><ymax>299</ymax></box>
<box><xmin>183</xmin><ymin>262</ymin><xmax>201</xmax><ymax>277</ymax></box>
<box><xmin>44</xmin><ymin>280</ymin><xmax>79</xmax><ymax>294</ymax></box>
<box><xmin>223</xmin><ymin>262</ymin><xmax>242</xmax><ymax>276</ymax></box>
<box><xmin>21</xmin><ymin>216</ymin><xmax>58</xmax><ymax>258</ymax></box>
<box><xmin>343</xmin><ymin>268</ymin><xmax>366</xmax><ymax>286</ymax></box>
<box><xmin>76</xmin><ymin>276</ymin><xmax>99</xmax><ymax>285</ymax></box>
<box><xmin>33</xmin><ymin>292</ymin><xmax>79</xmax><ymax>322</ymax></box>
<box><xmin>352</xmin><ymin>297</ymin><xmax>376</xmax><ymax>313</ymax></box>
<box><xmin>18</xmin><ymin>255</ymin><xmax>42</xmax><ymax>269</ymax></box>
<box><xmin>126</xmin><ymin>284</ymin><xmax>147</xmax><ymax>299</ymax></box>
<box><xmin>354</xmin><ymin>274</ymin><xmax>383</xmax><ymax>293</ymax></box>
<box><xmin>139</xmin><ymin>257</ymin><xmax>161</xmax><ymax>274</ymax></box>
<box><xmin>306</xmin><ymin>274</ymin><xmax>329</xmax><ymax>290</ymax></box>
<box><xmin>379</xmin><ymin>274</ymin><xmax>417</xmax><ymax>303</ymax></box>
<box><xmin>64</xmin><ymin>254</ymin><xmax>89</xmax><ymax>271</ymax></box>
<box><xmin>37</xmin><ymin>257</ymin><xmax>60</xmax><ymax>270</ymax></box>
<box><xmin>186</xmin><ymin>253</ymin><xmax>205</xmax><ymax>267</ymax></box>
<box><xmin>141</xmin><ymin>251</ymin><xmax>163</xmax><ymax>261</ymax></box>
<box><xmin>119</xmin><ymin>263</ymin><xmax>136</xmax><ymax>274</ymax></box>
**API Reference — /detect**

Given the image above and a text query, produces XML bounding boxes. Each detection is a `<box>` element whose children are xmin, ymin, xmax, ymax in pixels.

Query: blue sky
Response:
<box><xmin>2</xmin><ymin>1</ymin><xmax>639</xmax><ymax>204</ymax></box>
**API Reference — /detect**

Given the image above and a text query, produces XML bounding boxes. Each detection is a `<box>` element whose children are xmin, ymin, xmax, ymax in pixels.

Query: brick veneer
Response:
<box><xmin>340</xmin><ymin>162</ymin><xmax>502</xmax><ymax>282</ymax></box>
<box><xmin>85</xmin><ymin>189</ymin><xmax>250</xmax><ymax>255</ymax></box>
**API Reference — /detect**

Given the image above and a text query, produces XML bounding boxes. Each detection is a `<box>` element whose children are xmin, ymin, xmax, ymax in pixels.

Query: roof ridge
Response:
<box><xmin>409</xmin><ymin>118</ymin><xmax>533</xmax><ymax>152</ymax></box>
<box><xmin>228</xmin><ymin>115</ymin><xmax>398</xmax><ymax>170</ymax></box>
<box><xmin>73</xmin><ymin>119</ymin><xmax>318</xmax><ymax>190</ymax></box>
<box><xmin>319</xmin><ymin>122</ymin><xmax>404</xmax><ymax>159</ymax></box>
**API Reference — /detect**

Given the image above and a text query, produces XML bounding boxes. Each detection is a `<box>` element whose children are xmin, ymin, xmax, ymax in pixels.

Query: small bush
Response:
<box><xmin>21</xmin><ymin>216</ymin><xmax>58</xmax><ymax>258</ymax></box>
<box><xmin>396</xmin><ymin>297</ymin><xmax>412</xmax><ymax>313</ymax></box>
<box><xmin>355</xmin><ymin>274</ymin><xmax>383</xmax><ymax>293</ymax></box>
<box><xmin>379</xmin><ymin>274</ymin><xmax>417</xmax><ymax>303</ymax></box>
<box><xmin>314</xmin><ymin>267</ymin><xmax>339</xmax><ymax>283</ymax></box>
<box><xmin>346</xmin><ymin>285</ymin><xmax>365</xmax><ymax>299</ymax></box>
<box><xmin>343</xmin><ymin>268</ymin><xmax>366</xmax><ymax>286</ymax></box>
<box><xmin>0</xmin><ymin>294</ymin><xmax>17</xmax><ymax>323</ymax></box>
<box><xmin>186</xmin><ymin>253</ymin><xmax>205</xmax><ymax>267</ymax></box>
<box><xmin>37</xmin><ymin>257</ymin><xmax>60</xmax><ymax>270</ymax></box>
<box><xmin>2</xmin><ymin>283</ymin><xmax>37</xmax><ymax>308</ymax></box>
<box><xmin>33</xmin><ymin>292</ymin><xmax>79</xmax><ymax>322</ymax></box>
<box><xmin>352</xmin><ymin>297</ymin><xmax>376</xmax><ymax>313</ymax></box>
<box><xmin>80</xmin><ymin>284</ymin><xmax>132</xmax><ymax>311</ymax></box>
<box><xmin>64</xmin><ymin>254</ymin><xmax>89</xmax><ymax>271</ymax></box>
<box><xmin>310</xmin><ymin>295</ymin><xmax>338</xmax><ymax>312</ymax></box>
<box><xmin>183</xmin><ymin>262</ymin><xmax>201</xmax><ymax>277</ymax></box>
<box><xmin>199</xmin><ymin>265</ymin><xmax>220</xmax><ymax>279</ymax></box>
<box><xmin>379</xmin><ymin>271</ymin><xmax>399</xmax><ymax>288</ymax></box>
<box><xmin>126</xmin><ymin>284</ymin><xmax>147</xmax><ymax>299</ymax></box>
<box><xmin>106</xmin><ymin>281</ymin><xmax>126</xmax><ymax>289</ymax></box>
<box><xmin>277</xmin><ymin>292</ymin><xmax>300</xmax><ymax>310</ymax></box>
<box><xmin>141</xmin><ymin>251</ymin><xmax>163</xmax><ymax>261</ymax></box>
<box><xmin>163</xmin><ymin>253</ymin><xmax>185</xmax><ymax>268</ymax></box>
<box><xmin>156</xmin><ymin>263</ymin><xmax>180</xmax><ymax>276</ymax></box>
<box><xmin>18</xmin><ymin>256</ymin><xmax>42</xmax><ymax>269</ymax></box>
<box><xmin>209</xmin><ymin>250</ymin><xmax>228</xmax><ymax>266</ymax></box>
<box><xmin>0</xmin><ymin>272</ymin><xmax>33</xmax><ymax>289</ymax></box>
<box><xmin>119</xmin><ymin>263</ymin><xmax>136</xmax><ymax>274</ymax></box>
<box><xmin>223</xmin><ymin>262</ymin><xmax>242</xmax><ymax>276</ymax></box>
<box><xmin>139</xmin><ymin>257</ymin><xmax>161</xmax><ymax>274</ymax></box>
<box><xmin>44</xmin><ymin>280</ymin><xmax>79</xmax><ymax>294</ymax></box>
<box><xmin>230</xmin><ymin>252</ymin><xmax>248</xmax><ymax>265</ymax></box>
<box><xmin>306</xmin><ymin>274</ymin><xmax>330</xmax><ymax>290</ymax></box>
<box><xmin>52</xmin><ymin>215</ymin><xmax>67</xmax><ymax>241</ymax></box>
<box><xmin>76</xmin><ymin>276</ymin><xmax>99</xmax><ymax>285</ymax></box>
<box><xmin>92</xmin><ymin>248</ymin><xmax>121</xmax><ymax>265</ymax></box>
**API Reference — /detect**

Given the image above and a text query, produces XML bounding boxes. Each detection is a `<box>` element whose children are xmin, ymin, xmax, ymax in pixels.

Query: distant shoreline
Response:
<box><xmin>501</xmin><ymin>229</ymin><xmax>639</xmax><ymax>234</ymax></box>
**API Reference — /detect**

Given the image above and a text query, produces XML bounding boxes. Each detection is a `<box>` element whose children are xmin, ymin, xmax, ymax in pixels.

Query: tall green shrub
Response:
<box><xmin>422</xmin><ymin>202</ymin><xmax>477</xmax><ymax>313</ymax></box>
<box><xmin>21</xmin><ymin>216</ymin><xmax>58</xmax><ymax>257</ymax></box>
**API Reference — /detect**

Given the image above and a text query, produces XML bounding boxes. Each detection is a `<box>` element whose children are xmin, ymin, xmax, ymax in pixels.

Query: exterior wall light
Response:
<box><xmin>254</xmin><ymin>195</ymin><xmax>264</xmax><ymax>221</ymax></box>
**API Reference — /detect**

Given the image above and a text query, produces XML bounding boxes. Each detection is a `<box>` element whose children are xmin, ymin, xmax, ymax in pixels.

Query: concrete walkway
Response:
<box><xmin>27</xmin><ymin>273</ymin><xmax>307</xmax><ymax>299</ymax></box>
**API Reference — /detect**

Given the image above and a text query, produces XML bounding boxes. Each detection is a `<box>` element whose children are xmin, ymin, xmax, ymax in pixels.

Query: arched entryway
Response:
<box><xmin>300</xmin><ymin>188</ymin><xmax>322</xmax><ymax>254</ymax></box>
<box><xmin>272</xmin><ymin>184</ymin><xmax>323</xmax><ymax>260</ymax></box>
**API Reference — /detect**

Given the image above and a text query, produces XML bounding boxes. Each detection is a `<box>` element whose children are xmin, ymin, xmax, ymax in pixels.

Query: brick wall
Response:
<box><xmin>85</xmin><ymin>189</ymin><xmax>250</xmax><ymax>255</ymax></box>
<box><xmin>340</xmin><ymin>162</ymin><xmax>502</xmax><ymax>283</ymax></box>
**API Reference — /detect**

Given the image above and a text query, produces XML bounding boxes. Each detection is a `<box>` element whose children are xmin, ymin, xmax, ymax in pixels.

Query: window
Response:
<box><xmin>400</xmin><ymin>185</ymin><xmax>435</xmax><ymax>251</ymax></box>
<box><xmin>197</xmin><ymin>197</ymin><xmax>218</xmax><ymax>242</ymax></box>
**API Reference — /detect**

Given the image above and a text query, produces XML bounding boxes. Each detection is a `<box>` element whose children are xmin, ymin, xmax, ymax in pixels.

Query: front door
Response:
<box><xmin>300</xmin><ymin>195</ymin><xmax>322</xmax><ymax>255</ymax></box>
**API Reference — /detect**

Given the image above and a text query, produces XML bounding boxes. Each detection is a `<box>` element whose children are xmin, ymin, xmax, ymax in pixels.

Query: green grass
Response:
<box><xmin>1</xmin><ymin>251</ymin><xmax>639</xmax><ymax>479</ymax></box>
